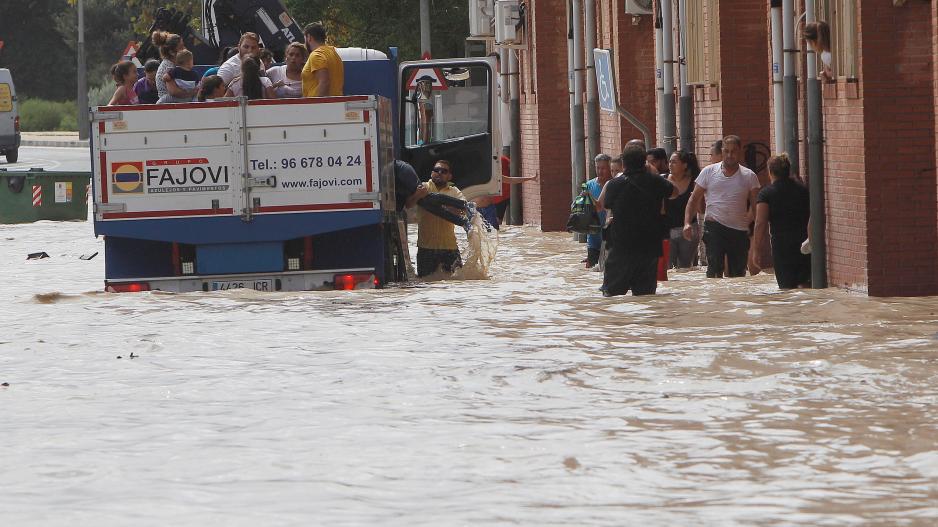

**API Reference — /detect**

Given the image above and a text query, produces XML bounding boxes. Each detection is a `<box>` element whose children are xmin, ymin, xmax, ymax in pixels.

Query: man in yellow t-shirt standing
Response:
<box><xmin>415</xmin><ymin>160</ymin><xmax>467</xmax><ymax>277</ymax></box>
<box><xmin>302</xmin><ymin>22</ymin><xmax>344</xmax><ymax>97</ymax></box>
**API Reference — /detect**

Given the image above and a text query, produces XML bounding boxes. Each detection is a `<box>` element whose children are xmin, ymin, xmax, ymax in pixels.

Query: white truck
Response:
<box><xmin>91</xmin><ymin>55</ymin><xmax>500</xmax><ymax>292</ymax></box>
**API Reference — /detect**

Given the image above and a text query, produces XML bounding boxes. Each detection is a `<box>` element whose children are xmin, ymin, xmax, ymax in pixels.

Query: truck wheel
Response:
<box><xmin>383</xmin><ymin>222</ymin><xmax>406</xmax><ymax>284</ymax></box>
<box><xmin>5</xmin><ymin>149</ymin><xmax>17</xmax><ymax>163</ymax></box>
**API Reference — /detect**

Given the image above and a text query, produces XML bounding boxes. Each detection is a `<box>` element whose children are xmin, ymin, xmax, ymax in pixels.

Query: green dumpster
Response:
<box><xmin>0</xmin><ymin>169</ymin><xmax>91</xmax><ymax>224</ymax></box>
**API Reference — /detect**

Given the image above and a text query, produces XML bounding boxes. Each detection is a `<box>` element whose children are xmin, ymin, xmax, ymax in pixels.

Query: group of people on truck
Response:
<box><xmin>108</xmin><ymin>23</ymin><xmax>344</xmax><ymax>106</ymax></box>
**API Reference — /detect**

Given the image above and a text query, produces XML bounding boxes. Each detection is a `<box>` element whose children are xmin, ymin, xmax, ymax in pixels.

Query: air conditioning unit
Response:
<box><xmin>469</xmin><ymin>0</ymin><xmax>496</xmax><ymax>37</ymax></box>
<box><xmin>495</xmin><ymin>0</ymin><xmax>522</xmax><ymax>45</ymax></box>
<box><xmin>624</xmin><ymin>0</ymin><xmax>653</xmax><ymax>15</ymax></box>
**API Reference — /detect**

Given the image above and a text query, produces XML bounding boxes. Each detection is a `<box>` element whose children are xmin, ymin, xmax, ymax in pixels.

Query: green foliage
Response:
<box><xmin>88</xmin><ymin>81</ymin><xmax>115</xmax><ymax>108</ymax></box>
<box><xmin>0</xmin><ymin>0</ymin><xmax>76</xmax><ymax>100</ymax></box>
<box><xmin>18</xmin><ymin>99</ymin><xmax>79</xmax><ymax>132</ymax></box>
<box><xmin>284</xmin><ymin>0</ymin><xmax>469</xmax><ymax>61</ymax></box>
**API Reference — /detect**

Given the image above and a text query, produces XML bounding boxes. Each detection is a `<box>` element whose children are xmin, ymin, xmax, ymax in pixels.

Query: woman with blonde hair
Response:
<box><xmin>151</xmin><ymin>31</ymin><xmax>185</xmax><ymax>101</ymax></box>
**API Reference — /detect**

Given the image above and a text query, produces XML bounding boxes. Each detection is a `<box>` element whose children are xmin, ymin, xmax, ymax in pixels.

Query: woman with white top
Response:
<box><xmin>267</xmin><ymin>42</ymin><xmax>307</xmax><ymax>98</ymax></box>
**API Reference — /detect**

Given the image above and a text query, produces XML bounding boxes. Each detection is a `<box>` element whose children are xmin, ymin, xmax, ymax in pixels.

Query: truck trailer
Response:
<box><xmin>91</xmin><ymin>54</ymin><xmax>500</xmax><ymax>292</ymax></box>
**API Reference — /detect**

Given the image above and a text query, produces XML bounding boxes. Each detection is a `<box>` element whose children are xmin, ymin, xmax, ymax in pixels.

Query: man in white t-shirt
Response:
<box><xmin>217</xmin><ymin>32</ymin><xmax>260</xmax><ymax>85</ymax></box>
<box><xmin>682</xmin><ymin>135</ymin><xmax>761</xmax><ymax>278</ymax></box>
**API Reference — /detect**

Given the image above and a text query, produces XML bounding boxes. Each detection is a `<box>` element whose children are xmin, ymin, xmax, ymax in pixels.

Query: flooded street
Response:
<box><xmin>2</xmin><ymin>214</ymin><xmax>938</xmax><ymax>525</ymax></box>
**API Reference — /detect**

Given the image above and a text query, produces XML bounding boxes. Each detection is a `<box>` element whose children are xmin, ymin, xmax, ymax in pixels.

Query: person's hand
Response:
<box><xmin>413</xmin><ymin>183</ymin><xmax>429</xmax><ymax>200</ymax></box>
<box><xmin>682</xmin><ymin>223</ymin><xmax>693</xmax><ymax>241</ymax></box>
<box><xmin>273</xmin><ymin>80</ymin><xmax>285</xmax><ymax>88</ymax></box>
<box><xmin>749</xmin><ymin>251</ymin><xmax>762</xmax><ymax>276</ymax></box>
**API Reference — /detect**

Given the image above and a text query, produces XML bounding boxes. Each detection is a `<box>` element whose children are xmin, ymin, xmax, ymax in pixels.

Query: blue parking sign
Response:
<box><xmin>593</xmin><ymin>49</ymin><xmax>617</xmax><ymax>114</ymax></box>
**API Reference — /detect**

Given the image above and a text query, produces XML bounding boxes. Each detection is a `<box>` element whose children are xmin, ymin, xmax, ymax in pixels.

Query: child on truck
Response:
<box><xmin>107</xmin><ymin>61</ymin><xmax>139</xmax><ymax>106</ymax></box>
<box><xmin>160</xmin><ymin>49</ymin><xmax>200</xmax><ymax>103</ymax></box>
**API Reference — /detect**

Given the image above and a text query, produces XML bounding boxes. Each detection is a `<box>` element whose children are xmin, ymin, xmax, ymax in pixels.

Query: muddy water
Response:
<box><xmin>2</xmin><ymin>216</ymin><xmax>938</xmax><ymax>525</ymax></box>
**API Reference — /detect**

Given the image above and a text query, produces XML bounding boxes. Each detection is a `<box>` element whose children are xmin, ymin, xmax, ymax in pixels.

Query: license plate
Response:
<box><xmin>211</xmin><ymin>279</ymin><xmax>274</xmax><ymax>292</ymax></box>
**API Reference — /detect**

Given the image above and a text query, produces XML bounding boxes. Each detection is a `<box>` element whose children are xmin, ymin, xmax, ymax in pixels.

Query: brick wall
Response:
<box><xmin>519</xmin><ymin>0</ymin><xmax>572</xmax><ymax>231</ymax></box>
<box><xmin>860</xmin><ymin>1</ymin><xmax>937</xmax><ymax>297</ymax></box>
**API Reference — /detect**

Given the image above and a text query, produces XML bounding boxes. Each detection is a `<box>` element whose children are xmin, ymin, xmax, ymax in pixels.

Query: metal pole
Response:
<box><xmin>568</xmin><ymin>3</ymin><xmax>577</xmax><ymax>200</ymax></box>
<box><xmin>771</xmin><ymin>1</ymin><xmax>785</xmax><ymax>154</ymax></box>
<box><xmin>508</xmin><ymin>50</ymin><xmax>522</xmax><ymax>225</ymax></box>
<box><xmin>584</xmin><ymin>0</ymin><xmax>599</xmax><ymax>179</ymax></box>
<box><xmin>77</xmin><ymin>0</ymin><xmax>89</xmax><ymax>141</ymax></box>
<box><xmin>571</xmin><ymin>0</ymin><xmax>586</xmax><ymax>193</ymax></box>
<box><xmin>782</xmin><ymin>0</ymin><xmax>799</xmax><ymax>175</ymax></box>
<box><xmin>654</xmin><ymin>10</ymin><xmax>664</xmax><ymax>149</ymax></box>
<box><xmin>660</xmin><ymin>0</ymin><xmax>677</xmax><ymax>155</ymax></box>
<box><xmin>805</xmin><ymin>0</ymin><xmax>827</xmax><ymax>288</ymax></box>
<box><xmin>677</xmin><ymin>0</ymin><xmax>694</xmax><ymax>153</ymax></box>
<box><xmin>419</xmin><ymin>0</ymin><xmax>431</xmax><ymax>57</ymax></box>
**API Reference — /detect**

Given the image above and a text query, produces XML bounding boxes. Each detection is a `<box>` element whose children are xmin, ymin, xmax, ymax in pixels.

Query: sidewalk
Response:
<box><xmin>21</xmin><ymin>132</ymin><xmax>89</xmax><ymax>148</ymax></box>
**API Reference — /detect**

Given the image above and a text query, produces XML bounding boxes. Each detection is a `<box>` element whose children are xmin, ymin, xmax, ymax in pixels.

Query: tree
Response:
<box><xmin>0</xmin><ymin>0</ymin><xmax>76</xmax><ymax>100</ymax></box>
<box><xmin>56</xmin><ymin>0</ymin><xmax>140</xmax><ymax>90</ymax></box>
<box><xmin>284</xmin><ymin>0</ymin><xmax>469</xmax><ymax>61</ymax></box>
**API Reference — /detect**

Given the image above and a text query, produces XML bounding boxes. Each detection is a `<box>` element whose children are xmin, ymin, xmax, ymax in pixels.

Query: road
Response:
<box><xmin>1</xmin><ymin>146</ymin><xmax>91</xmax><ymax>172</ymax></box>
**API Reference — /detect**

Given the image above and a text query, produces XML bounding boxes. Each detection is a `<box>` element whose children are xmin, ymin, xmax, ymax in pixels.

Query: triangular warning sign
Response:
<box><xmin>121</xmin><ymin>41</ymin><xmax>142</xmax><ymax>67</ymax></box>
<box><xmin>406</xmin><ymin>67</ymin><xmax>448</xmax><ymax>91</ymax></box>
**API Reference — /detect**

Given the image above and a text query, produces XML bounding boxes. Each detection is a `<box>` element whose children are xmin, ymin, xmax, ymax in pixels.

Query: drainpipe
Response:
<box><xmin>782</xmin><ymin>0</ymin><xmax>799</xmax><ymax>175</ymax></box>
<box><xmin>654</xmin><ymin>7</ymin><xmax>664</xmax><ymax>149</ymax></box>
<box><xmin>660</xmin><ymin>0</ymin><xmax>677</xmax><ymax>154</ymax></box>
<box><xmin>508</xmin><ymin>49</ymin><xmax>522</xmax><ymax>225</ymax></box>
<box><xmin>771</xmin><ymin>0</ymin><xmax>785</xmax><ymax>154</ymax></box>
<box><xmin>677</xmin><ymin>0</ymin><xmax>694</xmax><ymax>153</ymax></box>
<box><xmin>804</xmin><ymin>0</ymin><xmax>827</xmax><ymax>288</ymax></box>
<box><xmin>570</xmin><ymin>0</ymin><xmax>587</xmax><ymax>196</ymax></box>
<box><xmin>584</xmin><ymin>0</ymin><xmax>600</xmax><ymax>177</ymax></box>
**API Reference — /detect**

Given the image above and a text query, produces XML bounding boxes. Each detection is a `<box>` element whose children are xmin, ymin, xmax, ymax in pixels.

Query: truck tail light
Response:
<box><xmin>107</xmin><ymin>282</ymin><xmax>151</xmax><ymax>293</ymax></box>
<box><xmin>14</xmin><ymin>116</ymin><xmax>19</xmax><ymax>132</ymax></box>
<box><xmin>333</xmin><ymin>273</ymin><xmax>374</xmax><ymax>290</ymax></box>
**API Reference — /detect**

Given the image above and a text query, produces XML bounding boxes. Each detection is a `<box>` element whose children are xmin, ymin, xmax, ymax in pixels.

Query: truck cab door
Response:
<box><xmin>398</xmin><ymin>57</ymin><xmax>501</xmax><ymax>200</ymax></box>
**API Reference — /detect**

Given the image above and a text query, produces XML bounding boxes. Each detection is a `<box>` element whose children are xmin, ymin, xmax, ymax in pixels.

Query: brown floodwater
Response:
<box><xmin>1</xmin><ymin>220</ymin><xmax>937</xmax><ymax>525</ymax></box>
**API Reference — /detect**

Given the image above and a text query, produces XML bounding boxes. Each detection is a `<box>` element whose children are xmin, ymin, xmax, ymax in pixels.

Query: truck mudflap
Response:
<box><xmin>105</xmin><ymin>268</ymin><xmax>377</xmax><ymax>293</ymax></box>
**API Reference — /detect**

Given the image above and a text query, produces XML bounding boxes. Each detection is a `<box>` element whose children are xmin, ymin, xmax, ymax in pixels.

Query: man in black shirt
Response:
<box><xmin>600</xmin><ymin>143</ymin><xmax>680</xmax><ymax>296</ymax></box>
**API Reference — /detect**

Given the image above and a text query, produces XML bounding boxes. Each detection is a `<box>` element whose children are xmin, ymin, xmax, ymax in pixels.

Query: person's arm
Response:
<box><xmin>107</xmin><ymin>86</ymin><xmax>124</xmax><ymax>106</ymax></box>
<box><xmin>405</xmin><ymin>184</ymin><xmax>429</xmax><ymax>209</ymax></box>
<box><xmin>165</xmin><ymin>77</ymin><xmax>195</xmax><ymax>98</ymax></box>
<box><xmin>503</xmin><ymin>174</ymin><xmax>538</xmax><ymax>184</ymax></box>
<box><xmin>264</xmin><ymin>79</ymin><xmax>277</xmax><ymax>99</ymax></box>
<box><xmin>683</xmin><ymin>185</ymin><xmax>705</xmax><ymax>241</ymax></box>
<box><xmin>314</xmin><ymin>69</ymin><xmax>330</xmax><ymax>97</ymax></box>
<box><xmin>747</xmin><ymin>186</ymin><xmax>760</xmax><ymax>223</ymax></box>
<box><xmin>753</xmin><ymin>202</ymin><xmax>770</xmax><ymax>270</ymax></box>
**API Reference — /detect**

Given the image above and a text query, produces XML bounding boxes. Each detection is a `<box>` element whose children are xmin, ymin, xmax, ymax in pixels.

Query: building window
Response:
<box><xmin>685</xmin><ymin>0</ymin><xmax>720</xmax><ymax>85</ymax></box>
<box><xmin>816</xmin><ymin>0</ymin><xmax>858</xmax><ymax>79</ymax></box>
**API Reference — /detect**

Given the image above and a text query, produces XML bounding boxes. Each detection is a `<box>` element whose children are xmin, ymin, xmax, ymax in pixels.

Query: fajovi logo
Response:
<box><xmin>144</xmin><ymin>158</ymin><xmax>230</xmax><ymax>194</ymax></box>
<box><xmin>112</xmin><ymin>161</ymin><xmax>144</xmax><ymax>194</ymax></box>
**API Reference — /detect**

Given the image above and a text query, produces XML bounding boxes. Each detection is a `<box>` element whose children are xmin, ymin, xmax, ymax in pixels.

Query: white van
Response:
<box><xmin>0</xmin><ymin>68</ymin><xmax>20</xmax><ymax>163</ymax></box>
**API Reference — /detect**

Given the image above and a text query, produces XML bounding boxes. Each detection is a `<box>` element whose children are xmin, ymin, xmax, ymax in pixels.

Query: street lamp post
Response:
<box><xmin>419</xmin><ymin>0</ymin><xmax>431</xmax><ymax>57</ymax></box>
<box><xmin>77</xmin><ymin>0</ymin><xmax>89</xmax><ymax>140</ymax></box>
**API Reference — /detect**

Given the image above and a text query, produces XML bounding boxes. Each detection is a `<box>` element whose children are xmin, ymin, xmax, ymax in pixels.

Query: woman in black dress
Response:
<box><xmin>665</xmin><ymin>150</ymin><xmax>701</xmax><ymax>268</ymax></box>
<box><xmin>754</xmin><ymin>153</ymin><xmax>811</xmax><ymax>289</ymax></box>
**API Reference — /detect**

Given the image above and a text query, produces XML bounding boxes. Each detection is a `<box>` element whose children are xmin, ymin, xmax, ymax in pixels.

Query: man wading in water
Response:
<box><xmin>415</xmin><ymin>160</ymin><xmax>469</xmax><ymax>277</ymax></box>
<box><xmin>600</xmin><ymin>143</ymin><xmax>680</xmax><ymax>296</ymax></box>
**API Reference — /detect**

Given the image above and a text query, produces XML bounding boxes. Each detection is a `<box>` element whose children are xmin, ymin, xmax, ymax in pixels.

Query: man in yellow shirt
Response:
<box><xmin>415</xmin><ymin>160</ymin><xmax>467</xmax><ymax>277</ymax></box>
<box><xmin>302</xmin><ymin>22</ymin><xmax>344</xmax><ymax>97</ymax></box>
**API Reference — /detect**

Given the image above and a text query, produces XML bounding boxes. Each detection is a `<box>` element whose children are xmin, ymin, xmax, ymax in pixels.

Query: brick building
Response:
<box><xmin>513</xmin><ymin>0</ymin><xmax>937</xmax><ymax>296</ymax></box>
